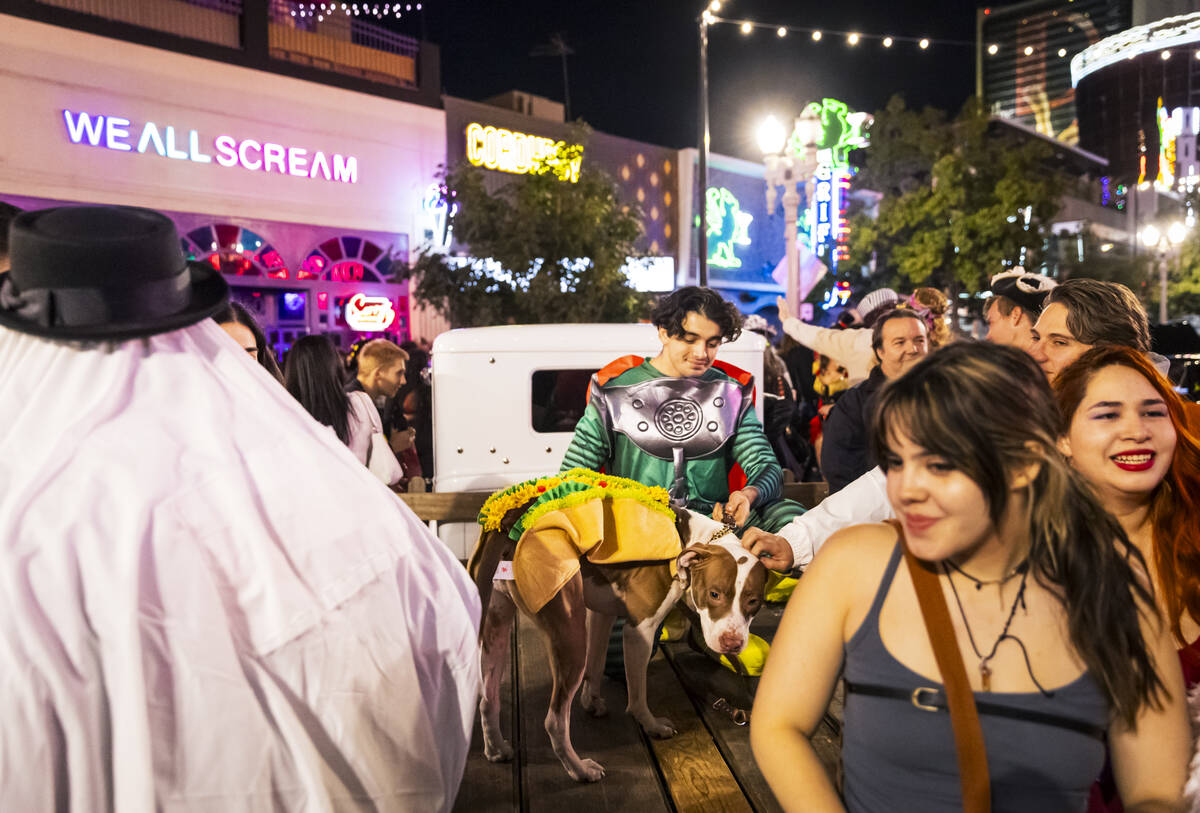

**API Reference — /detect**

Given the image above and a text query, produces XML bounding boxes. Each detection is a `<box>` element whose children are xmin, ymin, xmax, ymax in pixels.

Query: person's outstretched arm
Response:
<box><xmin>741</xmin><ymin>467</ymin><xmax>891</xmax><ymax>572</ymax></box>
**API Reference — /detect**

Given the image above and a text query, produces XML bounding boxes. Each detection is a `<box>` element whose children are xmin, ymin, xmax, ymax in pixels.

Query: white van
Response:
<box><xmin>430</xmin><ymin>323</ymin><xmax>767</xmax><ymax>557</ymax></box>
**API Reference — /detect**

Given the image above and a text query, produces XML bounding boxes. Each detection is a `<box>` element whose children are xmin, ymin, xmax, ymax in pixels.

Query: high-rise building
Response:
<box><xmin>978</xmin><ymin>0</ymin><xmax>1132</xmax><ymax>145</ymax></box>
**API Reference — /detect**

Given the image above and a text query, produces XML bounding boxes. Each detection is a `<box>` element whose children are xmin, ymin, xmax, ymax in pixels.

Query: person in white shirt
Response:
<box><xmin>744</xmin><ymin>270</ymin><xmax>1062</xmax><ymax>573</ymax></box>
<box><xmin>0</xmin><ymin>206</ymin><xmax>480</xmax><ymax>812</ymax></box>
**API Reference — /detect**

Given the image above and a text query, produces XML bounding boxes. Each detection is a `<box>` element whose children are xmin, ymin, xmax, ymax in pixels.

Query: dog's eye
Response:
<box><xmin>709</xmin><ymin>589</ymin><xmax>721</xmax><ymax>601</ymax></box>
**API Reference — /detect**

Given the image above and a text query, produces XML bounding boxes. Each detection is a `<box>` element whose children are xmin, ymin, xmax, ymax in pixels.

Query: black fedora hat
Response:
<box><xmin>0</xmin><ymin>205</ymin><xmax>229</xmax><ymax>340</ymax></box>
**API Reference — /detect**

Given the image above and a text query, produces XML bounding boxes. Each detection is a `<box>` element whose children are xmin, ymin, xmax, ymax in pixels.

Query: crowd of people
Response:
<box><xmin>2</xmin><ymin>200</ymin><xmax>1200</xmax><ymax>811</ymax></box>
<box><xmin>210</xmin><ymin>283</ymin><xmax>433</xmax><ymax>490</ymax></box>
<box><xmin>741</xmin><ymin>272</ymin><xmax>1200</xmax><ymax>811</ymax></box>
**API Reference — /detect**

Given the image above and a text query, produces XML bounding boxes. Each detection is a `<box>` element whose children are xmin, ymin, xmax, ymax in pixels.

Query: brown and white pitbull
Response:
<box><xmin>468</xmin><ymin>506</ymin><xmax>768</xmax><ymax>783</ymax></box>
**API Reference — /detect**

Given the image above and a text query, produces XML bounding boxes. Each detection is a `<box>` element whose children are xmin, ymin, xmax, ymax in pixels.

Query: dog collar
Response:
<box><xmin>710</xmin><ymin>525</ymin><xmax>735</xmax><ymax>542</ymax></box>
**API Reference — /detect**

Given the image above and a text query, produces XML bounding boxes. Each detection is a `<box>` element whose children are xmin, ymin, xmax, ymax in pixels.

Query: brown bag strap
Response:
<box><xmin>889</xmin><ymin>520</ymin><xmax>991</xmax><ymax>813</ymax></box>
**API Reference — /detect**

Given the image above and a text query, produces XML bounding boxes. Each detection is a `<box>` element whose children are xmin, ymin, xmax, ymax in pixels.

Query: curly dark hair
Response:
<box><xmin>650</xmin><ymin>286</ymin><xmax>742</xmax><ymax>342</ymax></box>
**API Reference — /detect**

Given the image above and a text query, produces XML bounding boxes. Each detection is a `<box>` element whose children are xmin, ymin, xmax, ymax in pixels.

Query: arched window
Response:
<box><xmin>298</xmin><ymin>235</ymin><xmax>396</xmax><ymax>282</ymax></box>
<box><xmin>181</xmin><ymin>225</ymin><xmax>289</xmax><ymax>279</ymax></box>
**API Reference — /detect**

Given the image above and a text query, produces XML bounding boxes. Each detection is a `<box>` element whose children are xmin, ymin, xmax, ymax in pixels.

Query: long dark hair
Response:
<box><xmin>284</xmin><ymin>334</ymin><xmax>351</xmax><ymax>444</ymax></box>
<box><xmin>213</xmin><ymin>301</ymin><xmax>284</xmax><ymax>384</ymax></box>
<box><xmin>871</xmin><ymin>341</ymin><xmax>1166</xmax><ymax>727</ymax></box>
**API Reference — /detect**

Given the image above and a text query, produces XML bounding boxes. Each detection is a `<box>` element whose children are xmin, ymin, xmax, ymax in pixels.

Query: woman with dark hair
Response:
<box><xmin>284</xmin><ymin>334</ymin><xmax>399</xmax><ymax>484</ymax></box>
<box><xmin>752</xmin><ymin>342</ymin><xmax>1188</xmax><ymax>811</ymax></box>
<box><xmin>1053</xmin><ymin>345</ymin><xmax>1200</xmax><ymax>810</ymax></box>
<box><xmin>213</xmin><ymin>301</ymin><xmax>284</xmax><ymax>384</ymax></box>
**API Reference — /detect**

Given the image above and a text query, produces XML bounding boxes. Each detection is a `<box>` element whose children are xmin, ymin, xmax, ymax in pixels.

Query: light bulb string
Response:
<box><xmin>705</xmin><ymin>15</ymin><xmax>974</xmax><ymax>49</ymax></box>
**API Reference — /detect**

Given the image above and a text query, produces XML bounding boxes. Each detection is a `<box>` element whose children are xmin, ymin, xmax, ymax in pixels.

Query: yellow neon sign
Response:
<box><xmin>465</xmin><ymin>122</ymin><xmax>582</xmax><ymax>182</ymax></box>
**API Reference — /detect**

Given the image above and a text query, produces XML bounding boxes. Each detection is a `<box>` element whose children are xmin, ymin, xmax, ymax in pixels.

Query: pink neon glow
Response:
<box><xmin>61</xmin><ymin>110</ymin><xmax>357</xmax><ymax>184</ymax></box>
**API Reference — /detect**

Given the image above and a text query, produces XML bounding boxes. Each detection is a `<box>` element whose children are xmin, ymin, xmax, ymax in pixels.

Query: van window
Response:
<box><xmin>532</xmin><ymin>369</ymin><xmax>596</xmax><ymax>433</ymax></box>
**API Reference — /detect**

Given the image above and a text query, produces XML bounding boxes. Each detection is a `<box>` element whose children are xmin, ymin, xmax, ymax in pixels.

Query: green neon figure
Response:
<box><xmin>794</xmin><ymin>98</ymin><xmax>868</xmax><ymax>171</ymax></box>
<box><xmin>706</xmin><ymin>187</ymin><xmax>753</xmax><ymax>268</ymax></box>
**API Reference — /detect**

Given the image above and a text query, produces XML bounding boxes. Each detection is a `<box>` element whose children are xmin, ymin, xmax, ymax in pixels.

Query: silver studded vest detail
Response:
<box><xmin>590</xmin><ymin>374</ymin><xmax>750</xmax><ymax>507</ymax></box>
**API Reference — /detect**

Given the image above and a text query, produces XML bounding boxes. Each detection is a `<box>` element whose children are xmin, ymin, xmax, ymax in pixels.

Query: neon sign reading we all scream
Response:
<box><xmin>61</xmin><ymin>110</ymin><xmax>358</xmax><ymax>184</ymax></box>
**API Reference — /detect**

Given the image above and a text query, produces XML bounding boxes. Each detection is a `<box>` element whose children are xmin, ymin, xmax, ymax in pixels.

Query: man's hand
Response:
<box><xmin>712</xmin><ymin>487</ymin><xmax>757</xmax><ymax>528</ymax></box>
<box><xmin>776</xmin><ymin>295</ymin><xmax>793</xmax><ymax>324</ymax></box>
<box><xmin>740</xmin><ymin>527</ymin><xmax>795</xmax><ymax>573</ymax></box>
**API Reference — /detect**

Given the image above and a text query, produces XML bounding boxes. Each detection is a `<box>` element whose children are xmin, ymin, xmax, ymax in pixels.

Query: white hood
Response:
<box><xmin>0</xmin><ymin>320</ymin><xmax>480</xmax><ymax>812</ymax></box>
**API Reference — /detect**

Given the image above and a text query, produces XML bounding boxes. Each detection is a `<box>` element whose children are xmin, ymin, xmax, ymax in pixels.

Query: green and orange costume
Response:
<box><xmin>560</xmin><ymin>356</ymin><xmax>805</xmax><ymax>536</ymax></box>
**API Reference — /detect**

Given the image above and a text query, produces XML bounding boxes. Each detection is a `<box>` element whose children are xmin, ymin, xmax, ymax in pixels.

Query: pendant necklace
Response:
<box><xmin>944</xmin><ymin>557</ymin><xmax>1027</xmax><ymax>590</ymax></box>
<box><xmin>944</xmin><ymin>563</ymin><xmax>1029</xmax><ymax>693</ymax></box>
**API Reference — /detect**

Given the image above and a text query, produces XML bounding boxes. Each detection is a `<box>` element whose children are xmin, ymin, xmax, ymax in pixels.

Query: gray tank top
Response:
<box><xmin>841</xmin><ymin>543</ymin><xmax>1109</xmax><ymax>812</ymax></box>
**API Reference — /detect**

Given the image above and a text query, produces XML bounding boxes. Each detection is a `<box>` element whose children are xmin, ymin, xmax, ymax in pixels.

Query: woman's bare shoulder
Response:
<box><xmin>819</xmin><ymin>522</ymin><xmax>900</xmax><ymax>558</ymax></box>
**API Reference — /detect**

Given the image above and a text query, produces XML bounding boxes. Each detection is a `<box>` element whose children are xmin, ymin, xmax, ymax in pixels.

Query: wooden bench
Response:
<box><xmin>398</xmin><ymin>481</ymin><xmax>830</xmax><ymax>525</ymax></box>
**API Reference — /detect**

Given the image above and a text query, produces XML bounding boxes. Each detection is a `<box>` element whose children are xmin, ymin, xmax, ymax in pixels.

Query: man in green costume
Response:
<box><xmin>561</xmin><ymin>285</ymin><xmax>804</xmax><ymax>553</ymax></box>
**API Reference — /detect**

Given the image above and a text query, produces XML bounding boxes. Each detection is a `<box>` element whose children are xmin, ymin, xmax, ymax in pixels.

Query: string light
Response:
<box><xmin>1163</xmin><ymin>50</ymin><xmax>1172</xmax><ymax>60</ymax></box>
<box><xmin>988</xmin><ymin>43</ymin><xmax>999</xmax><ymax>55</ymax></box>
<box><xmin>291</xmin><ymin>2</ymin><xmax>423</xmax><ymax>18</ymax></box>
<box><xmin>1024</xmin><ymin>45</ymin><xmax>1033</xmax><ymax>55</ymax></box>
<box><xmin>711</xmin><ymin>17</ymin><xmax>971</xmax><ymax>52</ymax></box>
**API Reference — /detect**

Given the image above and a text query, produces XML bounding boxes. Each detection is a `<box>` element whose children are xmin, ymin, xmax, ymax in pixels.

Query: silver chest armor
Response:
<box><xmin>591</xmin><ymin>374</ymin><xmax>751</xmax><ymax>507</ymax></box>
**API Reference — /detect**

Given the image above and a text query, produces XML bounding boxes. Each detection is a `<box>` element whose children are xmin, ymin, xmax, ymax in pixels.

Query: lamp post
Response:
<box><xmin>1141</xmin><ymin>221</ymin><xmax>1188</xmax><ymax>323</ymax></box>
<box><xmin>758</xmin><ymin>107</ymin><xmax>822</xmax><ymax>314</ymax></box>
<box><xmin>697</xmin><ymin>3</ymin><xmax>716</xmax><ymax>286</ymax></box>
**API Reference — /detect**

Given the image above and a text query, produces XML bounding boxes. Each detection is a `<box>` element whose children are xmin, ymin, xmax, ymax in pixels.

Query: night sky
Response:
<box><xmin>400</xmin><ymin>0</ymin><xmax>1015</xmax><ymax>160</ymax></box>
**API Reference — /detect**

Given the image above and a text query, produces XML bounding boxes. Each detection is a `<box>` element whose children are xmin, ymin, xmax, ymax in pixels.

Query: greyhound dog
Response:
<box><xmin>468</xmin><ymin>504</ymin><xmax>768</xmax><ymax>782</ymax></box>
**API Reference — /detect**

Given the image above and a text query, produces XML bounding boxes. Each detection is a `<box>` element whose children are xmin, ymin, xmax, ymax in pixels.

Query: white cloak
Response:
<box><xmin>0</xmin><ymin>321</ymin><xmax>480</xmax><ymax>812</ymax></box>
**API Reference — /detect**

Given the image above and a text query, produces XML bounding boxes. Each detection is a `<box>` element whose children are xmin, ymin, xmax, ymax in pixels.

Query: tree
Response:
<box><xmin>1161</xmin><ymin>236</ymin><xmax>1200</xmax><ymax>317</ymax></box>
<box><xmin>398</xmin><ymin>127</ymin><xmax>650</xmax><ymax>327</ymax></box>
<box><xmin>845</xmin><ymin>96</ymin><xmax>1062</xmax><ymax>294</ymax></box>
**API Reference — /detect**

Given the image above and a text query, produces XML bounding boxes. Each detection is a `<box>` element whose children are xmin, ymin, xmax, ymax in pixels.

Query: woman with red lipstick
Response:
<box><xmin>752</xmin><ymin>342</ymin><xmax>1188</xmax><ymax>812</ymax></box>
<box><xmin>1053</xmin><ymin>345</ymin><xmax>1200</xmax><ymax>811</ymax></box>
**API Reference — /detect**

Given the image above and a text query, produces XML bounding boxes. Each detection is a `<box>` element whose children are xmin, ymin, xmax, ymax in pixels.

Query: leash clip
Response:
<box><xmin>713</xmin><ymin>697</ymin><xmax>749</xmax><ymax>726</ymax></box>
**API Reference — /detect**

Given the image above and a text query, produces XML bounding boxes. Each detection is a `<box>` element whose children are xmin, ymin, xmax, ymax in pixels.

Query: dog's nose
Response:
<box><xmin>718</xmin><ymin>632</ymin><xmax>745</xmax><ymax>654</ymax></box>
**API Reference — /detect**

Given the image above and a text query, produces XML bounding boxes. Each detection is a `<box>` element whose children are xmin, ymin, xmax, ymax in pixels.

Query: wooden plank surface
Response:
<box><xmin>661</xmin><ymin>603</ymin><xmax>841</xmax><ymax>802</ymax></box>
<box><xmin>399</xmin><ymin>482</ymin><xmax>830</xmax><ymax>524</ymax></box>
<box><xmin>515</xmin><ymin>614</ymin><xmax>671</xmax><ymax>813</ymax></box>
<box><xmin>643</xmin><ymin>653</ymin><xmax>754</xmax><ymax>812</ymax></box>
<box><xmin>453</xmin><ymin>626</ymin><xmax>519</xmax><ymax>813</ymax></box>
<box><xmin>397</xmin><ymin>490</ymin><xmax>490</xmax><ymax>523</ymax></box>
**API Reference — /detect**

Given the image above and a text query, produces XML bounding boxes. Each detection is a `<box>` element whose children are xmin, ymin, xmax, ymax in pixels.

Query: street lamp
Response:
<box><xmin>1142</xmin><ymin>221</ymin><xmax>1188</xmax><ymax>323</ymax></box>
<box><xmin>759</xmin><ymin>106</ymin><xmax>822</xmax><ymax>313</ymax></box>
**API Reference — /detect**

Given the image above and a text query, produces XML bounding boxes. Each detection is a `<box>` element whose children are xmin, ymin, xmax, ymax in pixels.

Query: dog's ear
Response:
<box><xmin>675</xmin><ymin>546</ymin><xmax>710</xmax><ymax>587</ymax></box>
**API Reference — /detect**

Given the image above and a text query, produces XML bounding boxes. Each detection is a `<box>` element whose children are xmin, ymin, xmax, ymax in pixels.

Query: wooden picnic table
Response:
<box><xmin>397</xmin><ymin>480</ymin><xmax>841</xmax><ymax>812</ymax></box>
